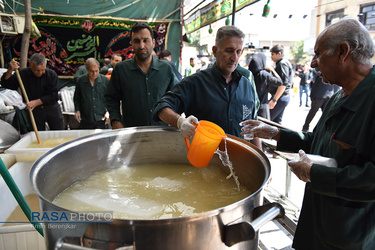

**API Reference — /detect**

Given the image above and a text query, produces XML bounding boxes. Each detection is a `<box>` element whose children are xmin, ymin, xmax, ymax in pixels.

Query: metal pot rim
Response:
<box><xmin>30</xmin><ymin>126</ymin><xmax>269</xmax><ymax>223</ymax></box>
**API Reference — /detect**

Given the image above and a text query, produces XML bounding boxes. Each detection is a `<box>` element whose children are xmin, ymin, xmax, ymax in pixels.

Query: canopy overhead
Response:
<box><xmin>2</xmin><ymin>0</ymin><xmax>260</xmax><ymax>30</ymax></box>
<box><xmin>0</xmin><ymin>0</ymin><xmax>261</xmax><ymax>75</ymax></box>
<box><xmin>3</xmin><ymin>0</ymin><xmax>182</xmax><ymax>20</ymax></box>
<box><xmin>1</xmin><ymin>0</ymin><xmax>184</xmax><ymax>73</ymax></box>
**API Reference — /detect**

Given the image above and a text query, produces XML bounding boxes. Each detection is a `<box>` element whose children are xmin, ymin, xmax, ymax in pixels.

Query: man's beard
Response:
<box><xmin>135</xmin><ymin>50</ymin><xmax>151</xmax><ymax>61</ymax></box>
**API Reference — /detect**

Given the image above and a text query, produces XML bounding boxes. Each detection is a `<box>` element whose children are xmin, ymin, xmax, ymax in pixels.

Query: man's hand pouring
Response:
<box><xmin>240</xmin><ymin>120</ymin><xmax>280</xmax><ymax>140</ymax></box>
<box><xmin>177</xmin><ymin>115</ymin><xmax>198</xmax><ymax>138</ymax></box>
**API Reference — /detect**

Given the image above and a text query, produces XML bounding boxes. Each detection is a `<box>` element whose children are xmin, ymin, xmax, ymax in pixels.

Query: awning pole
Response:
<box><xmin>231</xmin><ymin>0</ymin><xmax>236</xmax><ymax>25</ymax></box>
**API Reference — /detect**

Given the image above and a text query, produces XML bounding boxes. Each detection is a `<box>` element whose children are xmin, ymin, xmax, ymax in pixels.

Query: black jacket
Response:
<box><xmin>269</xmin><ymin>58</ymin><xmax>293</xmax><ymax>96</ymax></box>
<box><xmin>249</xmin><ymin>53</ymin><xmax>282</xmax><ymax>105</ymax></box>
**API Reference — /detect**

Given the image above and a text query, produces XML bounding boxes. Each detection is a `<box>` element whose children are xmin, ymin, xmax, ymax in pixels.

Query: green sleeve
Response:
<box><xmin>104</xmin><ymin>68</ymin><xmax>122</xmax><ymax>123</ymax></box>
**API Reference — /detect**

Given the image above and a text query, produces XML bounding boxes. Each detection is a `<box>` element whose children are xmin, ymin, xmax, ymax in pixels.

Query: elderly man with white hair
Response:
<box><xmin>241</xmin><ymin>18</ymin><xmax>375</xmax><ymax>250</ymax></box>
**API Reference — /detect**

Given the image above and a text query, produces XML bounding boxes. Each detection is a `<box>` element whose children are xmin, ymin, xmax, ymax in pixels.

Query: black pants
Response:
<box><xmin>257</xmin><ymin>103</ymin><xmax>270</xmax><ymax>120</ymax></box>
<box><xmin>302</xmin><ymin>97</ymin><xmax>329</xmax><ymax>131</ymax></box>
<box><xmin>270</xmin><ymin>95</ymin><xmax>290</xmax><ymax>124</ymax></box>
<box><xmin>30</xmin><ymin>103</ymin><xmax>64</xmax><ymax>131</ymax></box>
<box><xmin>79</xmin><ymin>120</ymin><xmax>107</xmax><ymax>129</ymax></box>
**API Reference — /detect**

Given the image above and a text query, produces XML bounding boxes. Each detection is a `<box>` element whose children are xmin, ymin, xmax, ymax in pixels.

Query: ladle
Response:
<box><xmin>15</xmin><ymin>69</ymin><xmax>41</xmax><ymax>144</ymax></box>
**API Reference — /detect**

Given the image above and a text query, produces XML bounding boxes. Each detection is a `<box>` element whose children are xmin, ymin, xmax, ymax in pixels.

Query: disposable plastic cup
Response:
<box><xmin>184</xmin><ymin>120</ymin><xmax>227</xmax><ymax>168</ymax></box>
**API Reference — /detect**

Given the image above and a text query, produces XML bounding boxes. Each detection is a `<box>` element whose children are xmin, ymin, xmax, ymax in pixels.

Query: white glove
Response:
<box><xmin>177</xmin><ymin>115</ymin><xmax>198</xmax><ymax>138</ymax></box>
<box><xmin>240</xmin><ymin>120</ymin><xmax>279</xmax><ymax>140</ymax></box>
<box><xmin>288</xmin><ymin>150</ymin><xmax>313</xmax><ymax>182</ymax></box>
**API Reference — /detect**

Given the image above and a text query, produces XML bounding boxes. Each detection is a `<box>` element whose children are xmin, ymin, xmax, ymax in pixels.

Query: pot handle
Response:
<box><xmin>224</xmin><ymin>202</ymin><xmax>285</xmax><ymax>247</ymax></box>
<box><xmin>55</xmin><ymin>236</ymin><xmax>135</xmax><ymax>250</ymax></box>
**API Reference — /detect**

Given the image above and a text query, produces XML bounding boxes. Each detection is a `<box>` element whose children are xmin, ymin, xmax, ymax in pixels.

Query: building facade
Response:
<box><xmin>316</xmin><ymin>0</ymin><xmax>375</xmax><ymax>40</ymax></box>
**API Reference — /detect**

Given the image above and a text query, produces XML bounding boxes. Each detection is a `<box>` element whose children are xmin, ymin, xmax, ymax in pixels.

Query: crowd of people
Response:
<box><xmin>248</xmin><ymin>48</ymin><xmax>340</xmax><ymax>132</ymax></box>
<box><xmin>1</xmin><ymin>19</ymin><xmax>375</xmax><ymax>249</ymax></box>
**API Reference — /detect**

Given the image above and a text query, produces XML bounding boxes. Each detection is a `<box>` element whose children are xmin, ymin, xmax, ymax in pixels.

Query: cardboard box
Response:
<box><xmin>5</xmin><ymin>129</ymin><xmax>106</xmax><ymax>162</ymax></box>
<box><xmin>0</xmin><ymin>154</ymin><xmax>16</xmax><ymax>169</ymax></box>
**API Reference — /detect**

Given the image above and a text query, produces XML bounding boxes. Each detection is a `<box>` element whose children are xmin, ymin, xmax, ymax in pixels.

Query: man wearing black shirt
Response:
<box><xmin>269</xmin><ymin>44</ymin><xmax>293</xmax><ymax>124</ymax></box>
<box><xmin>1</xmin><ymin>53</ymin><xmax>63</xmax><ymax>131</ymax></box>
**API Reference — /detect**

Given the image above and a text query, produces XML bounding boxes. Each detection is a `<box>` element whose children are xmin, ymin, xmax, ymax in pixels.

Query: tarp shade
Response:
<box><xmin>2</xmin><ymin>0</ymin><xmax>261</xmax><ymax>74</ymax></box>
<box><xmin>5</xmin><ymin>0</ymin><xmax>181</xmax><ymax>21</ymax></box>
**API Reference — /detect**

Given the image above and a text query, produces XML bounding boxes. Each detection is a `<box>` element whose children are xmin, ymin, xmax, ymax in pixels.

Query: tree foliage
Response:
<box><xmin>290</xmin><ymin>40</ymin><xmax>309</xmax><ymax>65</ymax></box>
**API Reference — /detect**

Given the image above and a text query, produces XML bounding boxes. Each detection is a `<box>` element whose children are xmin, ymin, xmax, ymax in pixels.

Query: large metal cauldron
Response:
<box><xmin>30</xmin><ymin>126</ymin><xmax>284</xmax><ymax>250</ymax></box>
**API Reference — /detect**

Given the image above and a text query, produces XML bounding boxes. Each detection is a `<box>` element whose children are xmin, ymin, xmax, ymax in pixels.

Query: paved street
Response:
<box><xmin>266</xmin><ymin>90</ymin><xmax>322</xmax><ymax>207</ymax></box>
<box><xmin>258</xmin><ymin>91</ymin><xmax>323</xmax><ymax>250</ymax></box>
<box><xmin>281</xmin><ymin>92</ymin><xmax>321</xmax><ymax>134</ymax></box>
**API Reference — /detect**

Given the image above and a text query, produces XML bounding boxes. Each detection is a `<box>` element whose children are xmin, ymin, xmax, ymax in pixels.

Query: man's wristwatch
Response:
<box><xmin>272</xmin><ymin>98</ymin><xmax>277</xmax><ymax>103</ymax></box>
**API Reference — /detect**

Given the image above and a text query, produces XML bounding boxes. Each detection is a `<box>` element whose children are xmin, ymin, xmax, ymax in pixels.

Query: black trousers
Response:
<box><xmin>270</xmin><ymin>95</ymin><xmax>290</xmax><ymax>124</ymax></box>
<box><xmin>79</xmin><ymin>120</ymin><xmax>107</xmax><ymax>129</ymax></box>
<box><xmin>302</xmin><ymin>97</ymin><xmax>329</xmax><ymax>131</ymax></box>
<box><xmin>30</xmin><ymin>102</ymin><xmax>64</xmax><ymax>131</ymax></box>
<box><xmin>257</xmin><ymin>103</ymin><xmax>270</xmax><ymax>120</ymax></box>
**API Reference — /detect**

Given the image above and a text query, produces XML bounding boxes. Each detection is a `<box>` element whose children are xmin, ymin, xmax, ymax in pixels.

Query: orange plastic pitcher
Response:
<box><xmin>184</xmin><ymin>120</ymin><xmax>227</xmax><ymax>168</ymax></box>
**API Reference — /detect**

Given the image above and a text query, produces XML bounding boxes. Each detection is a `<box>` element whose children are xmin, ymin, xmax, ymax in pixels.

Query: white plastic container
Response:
<box><xmin>306</xmin><ymin>154</ymin><xmax>338</xmax><ymax>168</ymax></box>
<box><xmin>4</xmin><ymin>129</ymin><xmax>106</xmax><ymax>162</ymax></box>
<box><xmin>0</xmin><ymin>162</ymin><xmax>45</xmax><ymax>250</ymax></box>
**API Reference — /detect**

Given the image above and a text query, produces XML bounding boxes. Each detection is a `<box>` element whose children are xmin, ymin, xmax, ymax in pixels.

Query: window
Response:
<box><xmin>0</xmin><ymin>15</ymin><xmax>17</xmax><ymax>35</ymax></box>
<box><xmin>325</xmin><ymin>9</ymin><xmax>345</xmax><ymax>27</ymax></box>
<box><xmin>360</xmin><ymin>4</ymin><xmax>375</xmax><ymax>31</ymax></box>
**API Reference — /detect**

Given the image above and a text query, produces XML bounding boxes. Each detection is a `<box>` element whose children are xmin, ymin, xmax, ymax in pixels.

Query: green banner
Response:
<box><xmin>184</xmin><ymin>0</ymin><xmax>260</xmax><ymax>34</ymax></box>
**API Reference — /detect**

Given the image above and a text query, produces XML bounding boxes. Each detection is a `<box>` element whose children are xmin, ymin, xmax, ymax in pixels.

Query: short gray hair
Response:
<box><xmin>321</xmin><ymin>18</ymin><xmax>375</xmax><ymax>62</ymax></box>
<box><xmin>85</xmin><ymin>58</ymin><xmax>100</xmax><ymax>69</ymax></box>
<box><xmin>29</xmin><ymin>53</ymin><xmax>46</xmax><ymax>66</ymax></box>
<box><xmin>215</xmin><ymin>26</ymin><xmax>245</xmax><ymax>47</ymax></box>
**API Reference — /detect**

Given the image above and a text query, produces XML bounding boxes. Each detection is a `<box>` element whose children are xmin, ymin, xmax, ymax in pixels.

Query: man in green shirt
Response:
<box><xmin>105</xmin><ymin>22</ymin><xmax>177</xmax><ymax>129</ymax></box>
<box><xmin>241</xmin><ymin>19</ymin><xmax>375</xmax><ymax>249</ymax></box>
<box><xmin>99</xmin><ymin>54</ymin><xmax>122</xmax><ymax>76</ymax></box>
<box><xmin>74</xmin><ymin>58</ymin><xmax>109</xmax><ymax>129</ymax></box>
<box><xmin>74</xmin><ymin>64</ymin><xmax>87</xmax><ymax>83</ymax></box>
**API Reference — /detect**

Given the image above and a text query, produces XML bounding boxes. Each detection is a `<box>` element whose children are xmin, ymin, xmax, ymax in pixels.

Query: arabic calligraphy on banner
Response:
<box><xmin>2</xmin><ymin>14</ymin><xmax>170</xmax><ymax>76</ymax></box>
<box><xmin>184</xmin><ymin>0</ymin><xmax>260</xmax><ymax>34</ymax></box>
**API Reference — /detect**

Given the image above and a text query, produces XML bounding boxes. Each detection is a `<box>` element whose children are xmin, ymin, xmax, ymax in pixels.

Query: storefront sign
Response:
<box><xmin>184</xmin><ymin>0</ymin><xmax>260</xmax><ymax>34</ymax></box>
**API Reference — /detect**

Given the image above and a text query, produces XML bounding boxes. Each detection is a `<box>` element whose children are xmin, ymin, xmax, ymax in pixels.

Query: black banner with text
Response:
<box><xmin>2</xmin><ymin>14</ymin><xmax>170</xmax><ymax>76</ymax></box>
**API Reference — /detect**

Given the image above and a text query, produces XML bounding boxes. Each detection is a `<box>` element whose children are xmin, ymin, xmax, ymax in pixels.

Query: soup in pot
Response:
<box><xmin>53</xmin><ymin>163</ymin><xmax>253</xmax><ymax>219</ymax></box>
